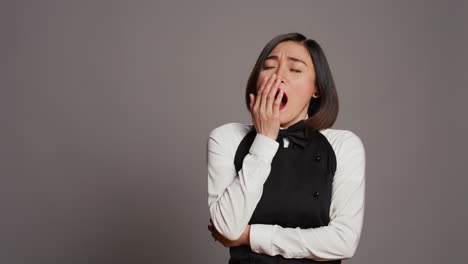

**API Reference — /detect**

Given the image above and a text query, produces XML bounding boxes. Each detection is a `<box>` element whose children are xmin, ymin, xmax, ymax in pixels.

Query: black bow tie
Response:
<box><xmin>277</xmin><ymin>119</ymin><xmax>309</xmax><ymax>148</ymax></box>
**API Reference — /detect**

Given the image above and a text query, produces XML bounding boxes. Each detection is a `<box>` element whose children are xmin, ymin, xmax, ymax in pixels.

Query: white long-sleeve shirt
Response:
<box><xmin>206</xmin><ymin>120</ymin><xmax>366</xmax><ymax>260</ymax></box>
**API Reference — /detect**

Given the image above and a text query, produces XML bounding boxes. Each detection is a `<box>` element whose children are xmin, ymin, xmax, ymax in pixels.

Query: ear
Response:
<box><xmin>312</xmin><ymin>88</ymin><xmax>320</xmax><ymax>99</ymax></box>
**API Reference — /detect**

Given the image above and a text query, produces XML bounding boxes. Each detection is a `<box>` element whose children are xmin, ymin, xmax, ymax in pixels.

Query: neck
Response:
<box><xmin>280</xmin><ymin>112</ymin><xmax>309</xmax><ymax>130</ymax></box>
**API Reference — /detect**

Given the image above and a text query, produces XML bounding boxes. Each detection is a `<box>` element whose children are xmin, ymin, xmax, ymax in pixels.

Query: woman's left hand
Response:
<box><xmin>208</xmin><ymin>218</ymin><xmax>250</xmax><ymax>247</ymax></box>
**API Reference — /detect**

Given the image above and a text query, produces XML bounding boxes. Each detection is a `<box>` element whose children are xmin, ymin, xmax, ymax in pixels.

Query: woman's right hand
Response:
<box><xmin>249</xmin><ymin>73</ymin><xmax>284</xmax><ymax>141</ymax></box>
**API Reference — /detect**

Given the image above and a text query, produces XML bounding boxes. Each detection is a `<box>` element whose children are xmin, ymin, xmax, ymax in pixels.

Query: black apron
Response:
<box><xmin>229</xmin><ymin>122</ymin><xmax>340</xmax><ymax>264</ymax></box>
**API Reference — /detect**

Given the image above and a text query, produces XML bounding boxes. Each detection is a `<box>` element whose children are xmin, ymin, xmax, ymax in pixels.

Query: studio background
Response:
<box><xmin>1</xmin><ymin>0</ymin><xmax>467</xmax><ymax>263</ymax></box>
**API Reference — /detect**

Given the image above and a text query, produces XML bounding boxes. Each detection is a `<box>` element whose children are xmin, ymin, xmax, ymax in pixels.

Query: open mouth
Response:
<box><xmin>275</xmin><ymin>88</ymin><xmax>288</xmax><ymax>110</ymax></box>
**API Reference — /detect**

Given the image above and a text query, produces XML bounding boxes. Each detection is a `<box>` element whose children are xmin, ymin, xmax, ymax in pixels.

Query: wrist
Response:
<box><xmin>259</xmin><ymin>133</ymin><xmax>277</xmax><ymax>141</ymax></box>
<box><xmin>245</xmin><ymin>225</ymin><xmax>251</xmax><ymax>246</ymax></box>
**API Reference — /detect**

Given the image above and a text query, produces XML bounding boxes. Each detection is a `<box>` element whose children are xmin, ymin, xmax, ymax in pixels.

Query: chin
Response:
<box><xmin>279</xmin><ymin>113</ymin><xmax>293</xmax><ymax>126</ymax></box>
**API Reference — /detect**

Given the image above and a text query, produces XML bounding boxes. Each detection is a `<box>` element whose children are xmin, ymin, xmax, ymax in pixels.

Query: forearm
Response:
<box><xmin>208</xmin><ymin>132</ymin><xmax>279</xmax><ymax>240</ymax></box>
<box><xmin>249</xmin><ymin>209</ymin><xmax>364</xmax><ymax>260</ymax></box>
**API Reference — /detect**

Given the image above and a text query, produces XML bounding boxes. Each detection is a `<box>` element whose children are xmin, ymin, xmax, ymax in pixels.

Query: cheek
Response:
<box><xmin>291</xmin><ymin>79</ymin><xmax>315</xmax><ymax>97</ymax></box>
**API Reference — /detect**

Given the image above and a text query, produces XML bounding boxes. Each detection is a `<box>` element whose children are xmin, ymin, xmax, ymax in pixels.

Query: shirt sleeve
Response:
<box><xmin>249</xmin><ymin>130</ymin><xmax>366</xmax><ymax>260</ymax></box>
<box><xmin>207</xmin><ymin>124</ymin><xmax>279</xmax><ymax>241</ymax></box>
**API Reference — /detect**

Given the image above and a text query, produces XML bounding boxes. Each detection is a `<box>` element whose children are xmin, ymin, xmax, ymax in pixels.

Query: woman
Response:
<box><xmin>206</xmin><ymin>32</ymin><xmax>366</xmax><ymax>263</ymax></box>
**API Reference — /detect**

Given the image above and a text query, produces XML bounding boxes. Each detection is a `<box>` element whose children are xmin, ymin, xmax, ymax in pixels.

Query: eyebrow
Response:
<box><xmin>265</xmin><ymin>55</ymin><xmax>308</xmax><ymax>68</ymax></box>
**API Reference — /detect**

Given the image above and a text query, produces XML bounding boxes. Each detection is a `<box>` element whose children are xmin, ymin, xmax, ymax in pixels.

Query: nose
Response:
<box><xmin>275</xmin><ymin>64</ymin><xmax>288</xmax><ymax>82</ymax></box>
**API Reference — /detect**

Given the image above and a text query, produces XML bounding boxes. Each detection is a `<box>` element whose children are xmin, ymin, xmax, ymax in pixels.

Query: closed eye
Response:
<box><xmin>263</xmin><ymin>66</ymin><xmax>302</xmax><ymax>73</ymax></box>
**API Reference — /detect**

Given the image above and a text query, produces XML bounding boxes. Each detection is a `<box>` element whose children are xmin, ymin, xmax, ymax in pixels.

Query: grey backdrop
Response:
<box><xmin>1</xmin><ymin>0</ymin><xmax>467</xmax><ymax>263</ymax></box>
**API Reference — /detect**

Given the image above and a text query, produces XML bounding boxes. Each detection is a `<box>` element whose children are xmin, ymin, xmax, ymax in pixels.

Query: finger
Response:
<box><xmin>273</xmin><ymin>88</ymin><xmax>283</xmax><ymax>116</ymax></box>
<box><xmin>212</xmin><ymin>231</ymin><xmax>221</xmax><ymax>242</ymax></box>
<box><xmin>260</xmin><ymin>74</ymin><xmax>277</xmax><ymax>114</ymax></box>
<box><xmin>267</xmin><ymin>77</ymin><xmax>281</xmax><ymax>114</ymax></box>
<box><xmin>254</xmin><ymin>74</ymin><xmax>271</xmax><ymax>112</ymax></box>
<box><xmin>211</xmin><ymin>231</ymin><xmax>218</xmax><ymax>242</ymax></box>
<box><xmin>260</xmin><ymin>73</ymin><xmax>276</xmax><ymax>113</ymax></box>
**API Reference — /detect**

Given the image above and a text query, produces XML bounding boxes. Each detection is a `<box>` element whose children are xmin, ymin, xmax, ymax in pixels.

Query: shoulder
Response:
<box><xmin>207</xmin><ymin>122</ymin><xmax>253</xmax><ymax>156</ymax></box>
<box><xmin>208</xmin><ymin>122</ymin><xmax>252</xmax><ymax>140</ymax></box>
<box><xmin>318</xmin><ymin>128</ymin><xmax>365</xmax><ymax>159</ymax></box>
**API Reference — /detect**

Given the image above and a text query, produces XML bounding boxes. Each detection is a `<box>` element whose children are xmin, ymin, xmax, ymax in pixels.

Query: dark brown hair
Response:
<box><xmin>245</xmin><ymin>32</ymin><xmax>339</xmax><ymax>131</ymax></box>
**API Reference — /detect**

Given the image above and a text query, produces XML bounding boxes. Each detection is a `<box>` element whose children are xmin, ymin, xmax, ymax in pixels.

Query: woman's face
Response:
<box><xmin>256</xmin><ymin>40</ymin><xmax>318</xmax><ymax>128</ymax></box>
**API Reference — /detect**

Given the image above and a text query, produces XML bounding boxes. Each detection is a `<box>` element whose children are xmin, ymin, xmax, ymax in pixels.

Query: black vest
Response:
<box><xmin>229</xmin><ymin>124</ymin><xmax>340</xmax><ymax>264</ymax></box>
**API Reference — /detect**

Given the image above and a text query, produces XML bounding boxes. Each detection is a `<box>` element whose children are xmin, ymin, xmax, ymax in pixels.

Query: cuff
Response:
<box><xmin>249</xmin><ymin>224</ymin><xmax>275</xmax><ymax>255</ymax></box>
<box><xmin>249</xmin><ymin>133</ymin><xmax>279</xmax><ymax>163</ymax></box>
